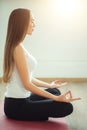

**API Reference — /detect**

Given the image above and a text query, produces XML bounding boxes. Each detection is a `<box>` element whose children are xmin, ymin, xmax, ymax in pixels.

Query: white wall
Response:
<box><xmin>0</xmin><ymin>0</ymin><xmax>87</xmax><ymax>78</ymax></box>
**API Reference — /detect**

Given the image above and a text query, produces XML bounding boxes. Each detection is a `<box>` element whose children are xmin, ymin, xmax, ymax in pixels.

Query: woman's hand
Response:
<box><xmin>50</xmin><ymin>80</ymin><xmax>68</xmax><ymax>88</ymax></box>
<box><xmin>54</xmin><ymin>90</ymin><xmax>81</xmax><ymax>102</ymax></box>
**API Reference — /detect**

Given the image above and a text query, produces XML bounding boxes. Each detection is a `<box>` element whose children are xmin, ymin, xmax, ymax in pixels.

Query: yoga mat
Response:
<box><xmin>0</xmin><ymin>101</ymin><xmax>68</xmax><ymax>130</ymax></box>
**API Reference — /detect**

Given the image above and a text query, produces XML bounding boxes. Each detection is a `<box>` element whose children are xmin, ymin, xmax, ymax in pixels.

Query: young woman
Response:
<box><xmin>3</xmin><ymin>8</ymin><xmax>80</xmax><ymax>121</ymax></box>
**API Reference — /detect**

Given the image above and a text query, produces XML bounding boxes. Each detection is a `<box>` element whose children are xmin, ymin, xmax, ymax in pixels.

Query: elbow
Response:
<box><xmin>23</xmin><ymin>81</ymin><xmax>32</xmax><ymax>91</ymax></box>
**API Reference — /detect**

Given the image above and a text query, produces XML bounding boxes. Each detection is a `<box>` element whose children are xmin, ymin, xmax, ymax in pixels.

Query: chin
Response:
<box><xmin>27</xmin><ymin>32</ymin><xmax>32</xmax><ymax>35</ymax></box>
<box><xmin>29</xmin><ymin>32</ymin><xmax>32</xmax><ymax>35</ymax></box>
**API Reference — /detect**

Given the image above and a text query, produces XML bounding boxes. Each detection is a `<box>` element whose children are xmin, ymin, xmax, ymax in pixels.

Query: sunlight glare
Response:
<box><xmin>51</xmin><ymin>0</ymin><xmax>81</xmax><ymax>16</ymax></box>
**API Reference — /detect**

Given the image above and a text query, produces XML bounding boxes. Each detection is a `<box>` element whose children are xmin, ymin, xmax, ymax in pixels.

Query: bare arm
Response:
<box><xmin>13</xmin><ymin>44</ymin><xmax>81</xmax><ymax>102</ymax></box>
<box><xmin>32</xmin><ymin>78</ymin><xmax>68</xmax><ymax>88</ymax></box>
<box><xmin>32</xmin><ymin>77</ymin><xmax>51</xmax><ymax>88</ymax></box>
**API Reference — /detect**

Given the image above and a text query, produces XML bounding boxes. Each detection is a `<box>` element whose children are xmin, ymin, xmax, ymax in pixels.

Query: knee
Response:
<box><xmin>66</xmin><ymin>103</ymin><xmax>73</xmax><ymax>115</ymax></box>
<box><xmin>46</xmin><ymin>88</ymin><xmax>61</xmax><ymax>95</ymax></box>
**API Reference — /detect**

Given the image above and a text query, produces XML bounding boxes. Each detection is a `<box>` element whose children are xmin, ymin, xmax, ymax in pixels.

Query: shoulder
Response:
<box><xmin>13</xmin><ymin>44</ymin><xmax>26</xmax><ymax>63</ymax></box>
<box><xmin>14</xmin><ymin>44</ymin><xmax>25</xmax><ymax>57</ymax></box>
<box><xmin>14</xmin><ymin>44</ymin><xmax>24</xmax><ymax>54</ymax></box>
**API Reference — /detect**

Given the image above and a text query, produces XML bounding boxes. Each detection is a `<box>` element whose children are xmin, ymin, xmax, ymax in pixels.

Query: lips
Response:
<box><xmin>32</xmin><ymin>28</ymin><xmax>34</xmax><ymax>31</ymax></box>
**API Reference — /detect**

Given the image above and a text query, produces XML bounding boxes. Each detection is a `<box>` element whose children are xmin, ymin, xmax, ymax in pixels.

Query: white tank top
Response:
<box><xmin>5</xmin><ymin>46</ymin><xmax>37</xmax><ymax>98</ymax></box>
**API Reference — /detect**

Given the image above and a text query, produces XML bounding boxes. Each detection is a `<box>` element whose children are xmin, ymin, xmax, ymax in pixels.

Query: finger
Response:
<box><xmin>64</xmin><ymin>90</ymin><xmax>71</xmax><ymax>96</ymax></box>
<box><xmin>60</xmin><ymin>82</ymin><xmax>68</xmax><ymax>86</ymax></box>
<box><xmin>55</xmin><ymin>82</ymin><xmax>68</xmax><ymax>87</ymax></box>
<box><xmin>65</xmin><ymin>91</ymin><xmax>73</xmax><ymax>100</ymax></box>
<box><xmin>54</xmin><ymin>80</ymin><xmax>62</xmax><ymax>84</ymax></box>
<box><xmin>69</xmin><ymin>91</ymin><xmax>73</xmax><ymax>99</ymax></box>
<box><xmin>71</xmin><ymin>98</ymin><xmax>81</xmax><ymax>102</ymax></box>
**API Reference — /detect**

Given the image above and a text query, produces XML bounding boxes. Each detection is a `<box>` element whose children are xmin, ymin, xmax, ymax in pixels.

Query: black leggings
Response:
<box><xmin>4</xmin><ymin>88</ymin><xmax>73</xmax><ymax>121</ymax></box>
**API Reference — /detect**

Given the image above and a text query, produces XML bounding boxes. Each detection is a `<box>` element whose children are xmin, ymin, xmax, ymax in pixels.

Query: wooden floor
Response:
<box><xmin>0</xmin><ymin>82</ymin><xmax>87</xmax><ymax>130</ymax></box>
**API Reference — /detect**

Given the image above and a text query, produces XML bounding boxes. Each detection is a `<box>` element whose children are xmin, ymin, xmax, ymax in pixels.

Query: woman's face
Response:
<box><xmin>27</xmin><ymin>13</ymin><xmax>35</xmax><ymax>35</ymax></box>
